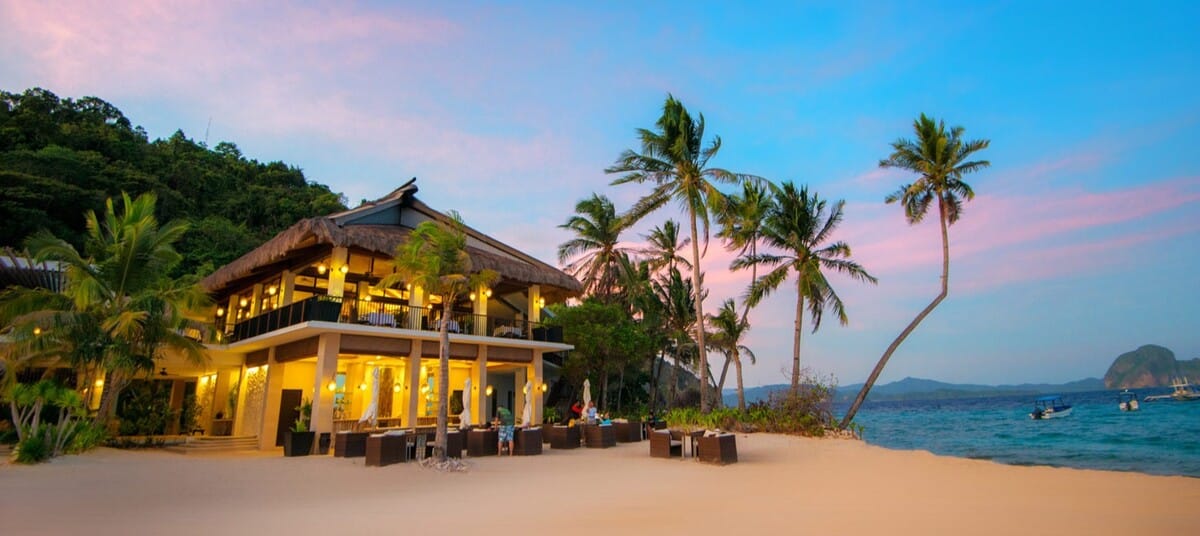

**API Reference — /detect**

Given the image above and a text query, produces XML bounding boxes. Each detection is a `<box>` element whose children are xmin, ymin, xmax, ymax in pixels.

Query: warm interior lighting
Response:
<box><xmin>363</xmin><ymin>295</ymin><xmax>371</xmax><ymax>302</ymax></box>
<box><xmin>469</xmin><ymin>292</ymin><xmax>476</xmax><ymax>301</ymax></box>
<box><xmin>485</xmin><ymin>385</ymin><xmax>494</xmax><ymax>397</ymax></box>
<box><xmin>523</xmin><ymin>383</ymin><xmax>529</xmax><ymax>394</ymax></box>
<box><xmin>393</xmin><ymin>385</ymin><xmax>401</xmax><ymax>393</ymax></box>
<box><xmin>94</xmin><ymin>379</ymin><xmax>104</xmax><ymax>387</ymax></box>
<box><xmin>317</xmin><ymin>263</ymin><xmax>328</xmax><ymax>275</ymax></box>
<box><xmin>485</xmin><ymin>288</ymin><xmax>492</xmax><ymax>298</ymax></box>
<box><xmin>247</xmin><ymin>366</ymin><xmax>260</xmax><ymax>374</ymax></box>
<box><xmin>216</xmin><ymin>307</ymin><xmax>225</xmax><ymax>317</ymax></box>
<box><xmin>268</xmin><ymin>285</ymin><xmax>277</xmax><ymax>296</ymax></box>
<box><xmin>327</xmin><ymin>381</ymin><xmax>337</xmax><ymax>392</ymax></box>
<box><xmin>358</xmin><ymin>383</ymin><xmax>367</xmax><ymax>391</ymax></box>
<box><xmin>339</xmin><ymin>264</ymin><xmax>349</xmax><ymax>274</ymax></box>
<box><xmin>239</xmin><ymin>298</ymin><xmax>248</xmax><ymax>308</ymax></box>
<box><xmin>405</xmin><ymin>283</ymin><xmax>412</xmax><ymax>291</ymax></box>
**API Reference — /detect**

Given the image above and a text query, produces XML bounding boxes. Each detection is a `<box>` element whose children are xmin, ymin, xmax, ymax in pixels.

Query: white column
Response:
<box><xmin>473</xmin><ymin>284</ymin><xmax>489</xmax><ymax>336</ymax></box>
<box><xmin>408</xmin><ymin>285</ymin><xmax>425</xmax><ymax>331</ymax></box>
<box><xmin>249</xmin><ymin>283</ymin><xmax>264</xmax><ymax>316</ymax></box>
<box><xmin>259</xmin><ymin>349</ymin><xmax>284</xmax><ymax>450</ymax></box>
<box><xmin>280</xmin><ymin>269</ymin><xmax>295</xmax><ymax>306</ymax></box>
<box><xmin>327</xmin><ymin>247</ymin><xmax>349</xmax><ymax>298</ymax></box>
<box><xmin>406</xmin><ymin>346</ymin><xmax>421</xmax><ymax>427</ymax></box>
<box><xmin>475</xmin><ymin>345</ymin><xmax>489</xmax><ymax>425</ymax></box>
<box><xmin>514</xmin><ymin>367</ymin><xmax>527</xmax><ymax>425</ymax></box>
<box><xmin>311</xmin><ymin>333</ymin><xmax>340</xmax><ymax>448</ymax></box>
<box><xmin>527</xmin><ymin>284</ymin><xmax>542</xmax><ymax>323</ymax></box>
<box><xmin>233</xmin><ymin>363</ymin><xmax>249</xmax><ymax>436</ymax></box>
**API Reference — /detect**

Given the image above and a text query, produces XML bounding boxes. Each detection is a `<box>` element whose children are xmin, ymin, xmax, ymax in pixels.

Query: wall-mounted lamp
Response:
<box><xmin>239</xmin><ymin>298</ymin><xmax>248</xmax><ymax>308</ymax></box>
<box><xmin>33</xmin><ymin>327</ymin><xmax>42</xmax><ymax>336</ymax></box>
<box><xmin>485</xmin><ymin>288</ymin><xmax>493</xmax><ymax>298</ymax></box>
<box><xmin>339</xmin><ymin>264</ymin><xmax>349</xmax><ymax>274</ymax></box>
<box><xmin>358</xmin><ymin>383</ymin><xmax>367</xmax><ymax>391</ymax></box>
<box><xmin>95</xmin><ymin>379</ymin><xmax>104</xmax><ymax>387</ymax></box>
<box><xmin>405</xmin><ymin>283</ymin><xmax>412</xmax><ymax>291</ymax></box>
<box><xmin>538</xmin><ymin>297</ymin><xmax>546</xmax><ymax>309</ymax></box>
<box><xmin>317</xmin><ymin>263</ymin><xmax>328</xmax><ymax>275</ymax></box>
<box><xmin>216</xmin><ymin>307</ymin><xmax>225</xmax><ymax>317</ymax></box>
<box><xmin>469</xmin><ymin>292</ymin><xmax>475</xmax><ymax>301</ymax></box>
<box><xmin>541</xmin><ymin>382</ymin><xmax>548</xmax><ymax>393</ymax></box>
<box><xmin>268</xmin><ymin>285</ymin><xmax>278</xmax><ymax>296</ymax></box>
<box><xmin>485</xmin><ymin>385</ymin><xmax>494</xmax><ymax>397</ymax></box>
<box><xmin>393</xmin><ymin>384</ymin><xmax>401</xmax><ymax>393</ymax></box>
<box><xmin>363</xmin><ymin>295</ymin><xmax>372</xmax><ymax>302</ymax></box>
<box><xmin>327</xmin><ymin>381</ymin><xmax>337</xmax><ymax>392</ymax></box>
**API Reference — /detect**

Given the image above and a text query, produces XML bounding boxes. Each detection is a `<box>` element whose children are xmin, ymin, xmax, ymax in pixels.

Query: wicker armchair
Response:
<box><xmin>696</xmin><ymin>434</ymin><xmax>738</xmax><ymax>465</ymax></box>
<box><xmin>649</xmin><ymin>430</ymin><xmax>682</xmax><ymax>458</ymax></box>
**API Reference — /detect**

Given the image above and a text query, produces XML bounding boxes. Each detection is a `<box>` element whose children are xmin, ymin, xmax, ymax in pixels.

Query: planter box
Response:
<box><xmin>613</xmin><ymin>421</ymin><xmax>643</xmax><ymax>443</ymax></box>
<box><xmin>283</xmin><ymin>430</ymin><xmax>315</xmax><ymax>457</ymax></box>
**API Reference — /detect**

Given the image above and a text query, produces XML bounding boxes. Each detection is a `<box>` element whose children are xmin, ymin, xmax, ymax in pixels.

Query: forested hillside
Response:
<box><xmin>0</xmin><ymin>88</ymin><xmax>347</xmax><ymax>275</ymax></box>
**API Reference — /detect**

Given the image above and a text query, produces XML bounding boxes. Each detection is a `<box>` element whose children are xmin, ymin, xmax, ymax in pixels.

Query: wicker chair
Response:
<box><xmin>583</xmin><ymin>424</ymin><xmax>616</xmax><ymax>448</ymax></box>
<box><xmin>334</xmin><ymin>431</ymin><xmax>369</xmax><ymax>458</ymax></box>
<box><xmin>514</xmin><ymin>427</ymin><xmax>543</xmax><ymax>456</ymax></box>
<box><xmin>649</xmin><ymin>430</ymin><xmax>682</xmax><ymax>458</ymax></box>
<box><xmin>613</xmin><ymin>421</ymin><xmax>643</xmax><ymax>443</ymax></box>
<box><xmin>365</xmin><ymin>433</ymin><xmax>408</xmax><ymax>467</ymax></box>
<box><xmin>696</xmin><ymin>434</ymin><xmax>738</xmax><ymax>465</ymax></box>
<box><xmin>547</xmin><ymin>425</ymin><xmax>580</xmax><ymax>449</ymax></box>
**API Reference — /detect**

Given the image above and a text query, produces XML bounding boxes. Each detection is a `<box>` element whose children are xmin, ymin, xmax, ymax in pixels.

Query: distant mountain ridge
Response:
<box><xmin>1103</xmin><ymin>344</ymin><xmax>1200</xmax><ymax>389</ymax></box>
<box><xmin>723</xmin><ymin>376</ymin><xmax>1106</xmax><ymax>406</ymax></box>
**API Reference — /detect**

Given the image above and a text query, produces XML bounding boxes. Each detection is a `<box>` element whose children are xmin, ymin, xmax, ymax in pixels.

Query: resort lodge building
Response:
<box><xmin>160</xmin><ymin>180</ymin><xmax>580</xmax><ymax>449</ymax></box>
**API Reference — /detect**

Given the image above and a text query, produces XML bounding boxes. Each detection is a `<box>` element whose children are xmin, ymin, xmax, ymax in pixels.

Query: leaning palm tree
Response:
<box><xmin>707</xmin><ymin>299</ymin><xmax>755</xmax><ymax>411</ymax></box>
<box><xmin>558</xmin><ymin>193</ymin><xmax>628</xmax><ymax>302</ymax></box>
<box><xmin>379</xmin><ymin>211</ymin><xmax>497</xmax><ymax>462</ymax></box>
<box><xmin>639</xmin><ymin>220</ymin><xmax>691</xmax><ymax>276</ymax></box>
<box><xmin>0</xmin><ymin>193</ymin><xmax>209</xmax><ymax>426</ymax></box>
<box><xmin>607</xmin><ymin>95</ymin><xmax>757</xmax><ymax>412</ymax></box>
<box><xmin>840</xmin><ymin>114</ymin><xmax>989</xmax><ymax>429</ymax></box>
<box><xmin>738</xmin><ymin>182</ymin><xmax>876</xmax><ymax>394</ymax></box>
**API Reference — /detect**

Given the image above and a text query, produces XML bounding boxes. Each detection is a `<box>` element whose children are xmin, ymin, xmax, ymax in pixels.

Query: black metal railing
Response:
<box><xmin>225</xmin><ymin>295</ymin><xmax>564</xmax><ymax>344</ymax></box>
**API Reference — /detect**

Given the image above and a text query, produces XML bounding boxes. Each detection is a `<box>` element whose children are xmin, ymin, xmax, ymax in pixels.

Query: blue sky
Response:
<box><xmin>3</xmin><ymin>1</ymin><xmax>1198</xmax><ymax>387</ymax></box>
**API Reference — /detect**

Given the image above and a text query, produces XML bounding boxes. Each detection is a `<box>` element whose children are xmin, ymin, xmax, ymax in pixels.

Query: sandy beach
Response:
<box><xmin>1</xmin><ymin>434</ymin><xmax>1197</xmax><ymax>535</ymax></box>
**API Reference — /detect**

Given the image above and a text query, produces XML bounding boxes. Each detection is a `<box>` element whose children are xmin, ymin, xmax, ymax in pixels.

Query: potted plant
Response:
<box><xmin>283</xmin><ymin>398</ymin><xmax>314</xmax><ymax>457</ymax></box>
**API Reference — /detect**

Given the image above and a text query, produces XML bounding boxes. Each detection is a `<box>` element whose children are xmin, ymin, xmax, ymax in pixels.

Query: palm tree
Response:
<box><xmin>652</xmin><ymin>267</ymin><xmax>704</xmax><ymax>407</ymax></box>
<box><xmin>639</xmin><ymin>220</ymin><xmax>691</xmax><ymax>275</ymax></box>
<box><xmin>707</xmin><ymin>299</ymin><xmax>755</xmax><ymax>411</ymax></box>
<box><xmin>607</xmin><ymin>95</ymin><xmax>757</xmax><ymax>412</ymax></box>
<box><xmin>558</xmin><ymin>193</ymin><xmax>627</xmax><ymax>301</ymax></box>
<box><xmin>738</xmin><ymin>182</ymin><xmax>876</xmax><ymax>394</ymax></box>
<box><xmin>840</xmin><ymin>114</ymin><xmax>990</xmax><ymax>428</ymax></box>
<box><xmin>379</xmin><ymin>211</ymin><xmax>497</xmax><ymax>462</ymax></box>
<box><xmin>0</xmin><ymin>193</ymin><xmax>209</xmax><ymax>426</ymax></box>
<box><xmin>714</xmin><ymin>180</ymin><xmax>773</xmax><ymax>390</ymax></box>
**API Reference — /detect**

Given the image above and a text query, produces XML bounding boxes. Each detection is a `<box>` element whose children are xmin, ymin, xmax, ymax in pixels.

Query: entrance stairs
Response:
<box><xmin>164</xmin><ymin>435</ymin><xmax>259</xmax><ymax>454</ymax></box>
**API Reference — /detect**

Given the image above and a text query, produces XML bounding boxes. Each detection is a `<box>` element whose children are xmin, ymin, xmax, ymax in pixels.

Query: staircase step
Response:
<box><xmin>165</xmin><ymin>436</ymin><xmax>260</xmax><ymax>454</ymax></box>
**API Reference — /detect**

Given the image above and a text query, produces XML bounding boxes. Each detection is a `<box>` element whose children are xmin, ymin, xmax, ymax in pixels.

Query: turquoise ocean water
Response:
<box><xmin>838</xmin><ymin>388</ymin><xmax>1200</xmax><ymax>478</ymax></box>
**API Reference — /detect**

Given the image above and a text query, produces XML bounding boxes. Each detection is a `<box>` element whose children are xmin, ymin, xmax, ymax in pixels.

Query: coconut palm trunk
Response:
<box><xmin>687</xmin><ymin>208</ymin><xmax>710</xmax><ymax>412</ymax></box>
<box><xmin>435</xmin><ymin>300</ymin><xmax>451</xmax><ymax>461</ymax></box>
<box><xmin>840</xmin><ymin>195</ymin><xmax>950</xmax><ymax>428</ymax></box>
<box><xmin>792</xmin><ymin>284</ymin><xmax>804</xmax><ymax>393</ymax></box>
<box><xmin>734</xmin><ymin>352</ymin><xmax>746</xmax><ymax>411</ymax></box>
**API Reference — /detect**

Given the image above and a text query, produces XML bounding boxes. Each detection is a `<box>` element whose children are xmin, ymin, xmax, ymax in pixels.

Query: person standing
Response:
<box><xmin>496</xmin><ymin>406</ymin><xmax>515</xmax><ymax>456</ymax></box>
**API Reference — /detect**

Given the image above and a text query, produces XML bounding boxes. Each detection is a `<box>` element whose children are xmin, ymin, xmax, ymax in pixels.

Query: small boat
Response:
<box><xmin>1144</xmin><ymin>377</ymin><xmax>1200</xmax><ymax>402</ymax></box>
<box><xmin>1030</xmin><ymin>395</ymin><xmax>1072</xmax><ymax>420</ymax></box>
<box><xmin>1118</xmin><ymin>390</ymin><xmax>1139</xmax><ymax>412</ymax></box>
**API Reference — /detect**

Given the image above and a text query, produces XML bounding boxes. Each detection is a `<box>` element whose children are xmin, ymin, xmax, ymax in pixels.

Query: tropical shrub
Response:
<box><xmin>663</xmin><ymin>373</ymin><xmax>837</xmax><ymax>437</ymax></box>
<box><xmin>116</xmin><ymin>381</ymin><xmax>177</xmax><ymax>436</ymax></box>
<box><xmin>68</xmin><ymin>421</ymin><xmax>108</xmax><ymax>453</ymax></box>
<box><xmin>14</xmin><ymin>435</ymin><xmax>49</xmax><ymax>464</ymax></box>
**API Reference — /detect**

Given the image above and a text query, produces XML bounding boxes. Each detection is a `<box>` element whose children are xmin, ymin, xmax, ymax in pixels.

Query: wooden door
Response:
<box><xmin>276</xmin><ymin>389</ymin><xmax>303</xmax><ymax>447</ymax></box>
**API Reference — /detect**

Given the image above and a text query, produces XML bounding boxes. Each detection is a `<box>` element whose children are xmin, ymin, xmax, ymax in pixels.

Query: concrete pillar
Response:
<box><xmin>514</xmin><ymin>367</ymin><xmax>527</xmax><ymax>426</ymax></box>
<box><xmin>527</xmin><ymin>284</ymin><xmax>542</xmax><ymax>323</ymax></box>
<box><xmin>233</xmin><ymin>363</ymin><xmax>249</xmax><ymax>436</ymax></box>
<box><xmin>406</xmin><ymin>346</ymin><xmax>421</xmax><ymax>427</ymax></box>
<box><xmin>249</xmin><ymin>283</ymin><xmax>264</xmax><ymax>316</ymax></box>
<box><xmin>473</xmin><ymin>284</ymin><xmax>489</xmax><ymax>336</ymax></box>
<box><xmin>310</xmin><ymin>333</ymin><xmax>340</xmax><ymax>448</ymax></box>
<box><xmin>327</xmin><ymin>246</ymin><xmax>349</xmax><ymax>298</ymax></box>
<box><xmin>167</xmin><ymin>379</ymin><xmax>186</xmax><ymax>435</ymax></box>
<box><xmin>408</xmin><ymin>285</ymin><xmax>425</xmax><ymax>330</ymax></box>
<box><xmin>225</xmin><ymin>295</ymin><xmax>239</xmax><ymax>333</ymax></box>
<box><xmin>533</xmin><ymin>350</ymin><xmax>544</xmax><ymax>425</ymax></box>
<box><xmin>280</xmin><ymin>270</ymin><xmax>295</xmax><ymax>306</ymax></box>
<box><xmin>475</xmin><ymin>344</ymin><xmax>489</xmax><ymax>424</ymax></box>
<box><xmin>259</xmin><ymin>348</ymin><xmax>284</xmax><ymax>450</ymax></box>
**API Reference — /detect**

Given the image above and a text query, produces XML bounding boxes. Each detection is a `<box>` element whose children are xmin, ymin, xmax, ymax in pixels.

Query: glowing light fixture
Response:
<box><xmin>541</xmin><ymin>382</ymin><xmax>548</xmax><ymax>393</ymax></box>
<box><xmin>33</xmin><ymin>327</ymin><xmax>42</xmax><ymax>336</ymax></box>
<box><xmin>538</xmin><ymin>297</ymin><xmax>546</xmax><ymax>309</ymax></box>
<box><xmin>216</xmin><ymin>307</ymin><xmax>225</xmax><ymax>317</ymax></box>
<box><xmin>469</xmin><ymin>292</ymin><xmax>476</xmax><ymax>301</ymax></box>
<box><xmin>393</xmin><ymin>385</ymin><xmax>401</xmax><ymax>393</ymax></box>
<box><xmin>317</xmin><ymin>263</ymin><xmax>328</xmax><ymax>275</ymax></box>
<box><xmin>485</xmin><ymin>288</ymin><xmax>493</xmax><ymax>298</ymax></box>
<box><xmin>339</xmin><ymin>264</ymin><xmax>349</xmax><ymax>274</ymax></box>
<box><xmin>485</xmin><ymin>385</ymin><xmax>494</xmax><ymax>397</ymax></box>
<box><xmin>268</xmin><ymin>285</ymin><xmax>278</xmax><ymax>296</ymax></box>
<box><xmin>405</xmin><ymin>283</ymin><xmax>412</xmax><ymax>291</ymax></box>
<box><xmin>363</xmin><ymin>295</ymin><xmax>371</xmax><ymax>302</ymax></box>
<box><xmin>94</xmin><ymin>379</ymin><xmax>104</xmax><ymax>387</ymax></box>
<box><xmin>327</xmin><ymin>381</ymin><xmax>337</xmax><ymax>392</ymax></box>
<box><xmin>358</xmin><ymin>383</ymin><xmax>367</xmax><ymax>391</ymax></box>
<box><xmin>239</xmin><ymin>298</ymin><xmax>248</xmax><ymax>308</ymax></box>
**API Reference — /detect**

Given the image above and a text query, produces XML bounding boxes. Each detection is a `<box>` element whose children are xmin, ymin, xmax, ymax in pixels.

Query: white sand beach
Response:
<box><xmin>2</xmin><ymin>434</ymin><xmax>1197</xmax><ymax>535</ymax></box>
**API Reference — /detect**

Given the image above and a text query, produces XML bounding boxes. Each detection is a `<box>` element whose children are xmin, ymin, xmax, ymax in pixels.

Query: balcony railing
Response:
<box><xmin>225</xmin><ymin>295</ymin><xmax>563</xmax><ymax>344</ymax></box>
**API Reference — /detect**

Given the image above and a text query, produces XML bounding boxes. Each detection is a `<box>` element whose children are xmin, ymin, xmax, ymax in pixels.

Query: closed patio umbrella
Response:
<box><xmin>522</xmin><ymin>381</ymin><xmax>532</xmax><ymax>427</ymax></box>
<box><xmin>460</xmin><ymin>378</ymin><xmax>472</xmax><ymax>429</ymax></box>
<box><xmin>582</xmin><ymin>378</ymin><xmax>591</xmax><ymax>411</ymax></box>
<box><xmin>358</xmin><ymin>367</ymin><xmax>380</xmax><ymax>427</ymax></box>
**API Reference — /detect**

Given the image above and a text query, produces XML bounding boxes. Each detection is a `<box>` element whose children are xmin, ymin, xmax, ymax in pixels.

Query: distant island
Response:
<box><xmin>1103</xmin><ymin>344</ymin><xmax>1200</xmax><ymax>389</ymax></box>
<box><xmin>723</xmin><ymin>343</ymin><xmax>1198</xmax><ymax>405</ymax></box>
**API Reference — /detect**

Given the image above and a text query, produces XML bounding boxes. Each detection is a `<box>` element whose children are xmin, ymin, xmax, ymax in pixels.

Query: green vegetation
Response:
<box><xmin>665</xmin><ymin>375</ymin><xmax>836</xmax><ymax>437</ymax></box>
<box><xmin>0</xmin><ymin>88</ymin><xmax>346</xmax><ymax>276</ymax></box>
<box><xmin>1103</xmin><ymin>344</ymin><xmax>1200</xmax><ymax>389</ymax></box>
<box><xmin>5</xmin><ymin>379</ymin><xmax>97</xmax><ymax>463</ymax></box>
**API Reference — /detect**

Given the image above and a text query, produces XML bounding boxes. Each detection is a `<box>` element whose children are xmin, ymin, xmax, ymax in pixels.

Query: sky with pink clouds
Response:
<box><xmin>3</xmin><ymin>1</ymin><xmax>1198</xmax><ymax>387</ymax></box>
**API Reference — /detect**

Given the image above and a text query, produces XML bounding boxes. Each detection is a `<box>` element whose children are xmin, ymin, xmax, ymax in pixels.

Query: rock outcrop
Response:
<box><xmin>1103</xmin><ymin>345</ymin><xmax>1200</xmax><ymax>389</ymax></box>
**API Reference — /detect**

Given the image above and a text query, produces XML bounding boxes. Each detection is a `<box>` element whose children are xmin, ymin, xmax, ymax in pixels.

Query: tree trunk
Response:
<box><xmin>600</xmin><ymin>364</ymin><xmax>610</xmax><ymax>412</ymax></box>
<box><xmin>734</xmin><ymin>350</ymin><xmax>746</xmax><ymax>411</ymax></box>
<box><xmin>435</xmin><ymin>301</ymin><xmax>451</xmax><ymax>462</ymax></box>
<box><xmin>95</xmin><ymin>369</ymin><xmax>127</xmax><ymax>428</ymax></box>
<box><xmin>841</xmin><ymin>195</ymin><xmax>951</xmax><ymax>429</ymax></box>
<box><xmin>791</xmin><ymin>285</ymin><xmax>804</xmax><ymax>394</ymax></box>
<box><xmin>648</xmin><ymin>351</ymin><xmax>661</xmax><ymax>417</ymax></box>
<box><xmin>687</xmin><ymin>207</ymin><xmax>710</xmax><ymax>412</ymax></box>
<box><xmin>717</xmin><ymin>355</ymin><xmax>732</xmax><ymax>394</ymax></box>
<box><xmin>670</xmin><ymin>351</ymin><xmax>679</xmax><ymax>408</ymax></box>
<box><xmin>616</xmin><ymin>367</ymin><xmax>625</xmax><ymax>414</ymax></box>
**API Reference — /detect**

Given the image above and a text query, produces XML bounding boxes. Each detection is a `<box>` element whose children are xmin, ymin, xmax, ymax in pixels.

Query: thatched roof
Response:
<box><xmin>200</xmin><ymin>183</ymin><xmax>582</xmax><ymax>298</ymax></box>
